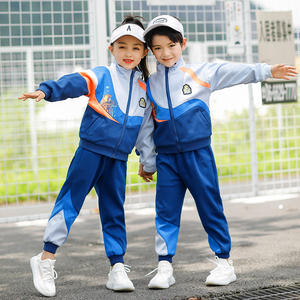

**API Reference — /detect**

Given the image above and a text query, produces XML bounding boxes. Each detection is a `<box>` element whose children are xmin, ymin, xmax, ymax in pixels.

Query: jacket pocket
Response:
<box><xmin>118</xmin><ymin>126</ymin><xmax>141</xmax><ymax>153</ymax></box>
<box><xmin>153</xmin><ymin>120</ymin><xmax>177</xmax><ymax>147</ymax></box>
<box><xmin>80</xmin><ymin>113</ymin><xmax>122</xmax><ymax>148</ymax></box>
<box><xmin>175</xmin><ymin>106</ymin><xmax>212</xmax><ymax>143</ymax></box>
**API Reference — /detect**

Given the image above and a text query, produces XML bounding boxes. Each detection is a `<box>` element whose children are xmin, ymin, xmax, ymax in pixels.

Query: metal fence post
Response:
<box><xmin>26</xmin><ymin>48</ymin><xmax>39</xmax><ymax>178</ymax></box>
<box><xmin>244</xmin><ymin>0</ymin><xmax>259</xmax><ymax>196</ymax></box>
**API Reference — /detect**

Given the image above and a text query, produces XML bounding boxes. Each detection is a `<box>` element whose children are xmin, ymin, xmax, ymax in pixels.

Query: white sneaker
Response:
<box><xmin>106</xmin><ymin>263</ymin><xmax>135</xmax><ymax>291</ymax></box>
<box><xmin>148</xmin><ymin>260</ymin><xmax>175</xmax><ymax>289</ymax></box>
<box><xmin>205</xmin><ymin>256</ymin><xmax>236</xmax><ymax>286</ymax></box>
<box><xmin>30</xmin><ymin>253</ymin><xmax>57</xmax><ymax>297</ymax></box>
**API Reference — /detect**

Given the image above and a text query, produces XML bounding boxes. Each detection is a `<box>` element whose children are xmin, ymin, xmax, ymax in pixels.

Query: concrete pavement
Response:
<box><xmin>0</xmin><ymin>194</ymin><xmax>300</xmax><ymax>299</ymax></box>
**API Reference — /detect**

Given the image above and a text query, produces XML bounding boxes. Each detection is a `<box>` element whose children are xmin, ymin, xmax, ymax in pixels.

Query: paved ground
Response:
<box><xmin>1</xmin><ymin>193</ymin><xmax>300</xmax><ymax>300</ymax></box>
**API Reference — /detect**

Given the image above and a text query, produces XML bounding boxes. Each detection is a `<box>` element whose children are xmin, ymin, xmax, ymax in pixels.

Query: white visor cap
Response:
<box><xmin>144</xmin><ymin>15</ymin><xmax>184</xmax><ymax>37</ymax></box>
<box><xmin>110</xmin><ymin>23</ymin><xmax>145</xmax><ymax>44</ymax></box>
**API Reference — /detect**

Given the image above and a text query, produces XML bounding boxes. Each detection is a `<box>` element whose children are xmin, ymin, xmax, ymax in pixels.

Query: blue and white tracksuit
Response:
<box><xmin>147</xmin><ymin>56</ymin><xmax>272</xmax><ymax>260</ymax></box>
<box><xmin>38</xmin><ymin>60</ymin><xmax>156</xmax><ymax>265</ymax></box>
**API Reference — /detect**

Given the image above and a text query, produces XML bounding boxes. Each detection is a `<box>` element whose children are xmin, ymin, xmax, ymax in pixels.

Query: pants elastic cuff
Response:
<box><xmin>159</xmin><ymin>255</ymin><xmax>173</xmax><ymax>263</ymax></box>
<box><xmin>109</xmin><ymin>255</ymin><xmax>124</xmax><ymax>266</ymax></box>
<box><xmin>215</xmin><ymin>252</ymin><xmax>230</xmax><ymax>259</ymax></box>
<box><xmin>43</xmin><ymin>242</ymin><xmax>59</xmax><ymax>254</ymax></box>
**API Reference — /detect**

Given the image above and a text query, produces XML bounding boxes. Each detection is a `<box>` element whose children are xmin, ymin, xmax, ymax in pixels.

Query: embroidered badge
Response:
<box><xmin>182</xmin><ymin>84</ymin><xmax>192</xmax><ymax>95</ymax></box>
<box><xmin>100</xmin><ymin>94</ymin><xmax>117</xmax><ymax>117</ymax></box>
<box><xmin>139</xmin><ymin>97</ymin><xmax>146</xmax><ymax>108</ymax></box>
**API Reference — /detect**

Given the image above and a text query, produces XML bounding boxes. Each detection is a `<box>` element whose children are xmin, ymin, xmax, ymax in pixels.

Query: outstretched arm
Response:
<box><xmin>271</xmin><ymin>64</ymin><xmax>298</xmax><ymax>80</ymax></box>
<box><xmin>18</xmin><ymin>90</ymin><xmax>45</xmax><ymax>102</ymax></box>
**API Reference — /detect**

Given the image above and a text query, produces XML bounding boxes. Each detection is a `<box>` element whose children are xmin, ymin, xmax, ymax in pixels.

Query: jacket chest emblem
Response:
<box><xmin>182</xmin><ymin>84</ymin><xmax>192</xmax><ymax>95</ymax></box>
<box><xmin>100</xmin><ymin>94</ymin><xmax>117</xmax><ymax>117</ymax></box>
<box><xmin>139</xmin><ymin>97</ymin><xmax>146</xmax><ymax>108</ymax></box>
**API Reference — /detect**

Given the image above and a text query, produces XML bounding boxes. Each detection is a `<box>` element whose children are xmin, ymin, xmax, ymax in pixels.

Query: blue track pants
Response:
<box><xmin>43</xmin><ymin>147</ymin><xmax>127</xmax><ymax>265</ymax></box>
<box><xmin>155</xmin><ymin>146</ymin><xmax>231</xmax><ymax>261</ymax></box>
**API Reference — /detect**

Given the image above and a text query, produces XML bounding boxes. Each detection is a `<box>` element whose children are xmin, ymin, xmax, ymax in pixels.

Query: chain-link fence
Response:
<box><xmin>1</xmin><ymin>0</ymin><xmax>300</xmax><ymax>222</ymax></box>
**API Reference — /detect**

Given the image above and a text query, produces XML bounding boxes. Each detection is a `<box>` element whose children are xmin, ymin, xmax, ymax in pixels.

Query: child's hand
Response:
<box><xmin>138</xmin><ymin>162</ymin><xmax>155</xmax><ymax>182</ymax></box>
<box><xmin>18</xmin><ymin>91</ymin><xmax>45</xmax><ymax>102</ymax></box>
<box><xmin>271</xmin><ymin>64</ymin><xmax>298</xmax><ymax>80</ymax></box>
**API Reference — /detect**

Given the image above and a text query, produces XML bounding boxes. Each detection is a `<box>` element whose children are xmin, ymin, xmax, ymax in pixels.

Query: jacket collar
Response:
<box><xmin>156</xmin><ymin>56</ymin><xmax>186</xmax><ymax>73</ymax></box>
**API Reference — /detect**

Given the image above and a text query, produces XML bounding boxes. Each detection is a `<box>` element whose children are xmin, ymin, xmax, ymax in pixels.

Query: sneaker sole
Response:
<box><xmin>205</xmin><ymin>273</ymin><xmax>237</xmax><ymax>286</ymax></box>
<box><xmin>148</xmin><ymin>276</ymin><xmax>176</xmax><ymax>289</ymax></box>
<box><xmin>106</xmin><ymin>281</ymin><xmax>135</xmax><ymax>292</ymax></box>
<box><xmin>30</xmin><ymin>256</ymin><xmax>56</xmax><ymax>297</ymax></box>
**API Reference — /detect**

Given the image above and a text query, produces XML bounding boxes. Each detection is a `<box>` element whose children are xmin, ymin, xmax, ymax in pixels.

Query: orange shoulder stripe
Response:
<box><xmin>79</xmin><ymin>71</ymin><xmax>119</xmax><ymax>123</ymax></box>
<box><xmin>138</xmin><ymin>79</ymin><xmax>147</xmax><ymax>93</ymax></box>
<box><xmin>180</xmin><ymin>67</ymin><xmax>211</xmax><ymax>88</ymax></box>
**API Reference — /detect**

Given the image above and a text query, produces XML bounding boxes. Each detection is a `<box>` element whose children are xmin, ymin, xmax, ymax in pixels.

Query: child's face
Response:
<box><xmin>151</xmin><ymin>34</ymin><xmax>186</xmax><ymax>68</ymax></box>
<box><xmin>109</xmin><ymin>35</ymin><xmax>148</xmax><ymax>70</ymax></box>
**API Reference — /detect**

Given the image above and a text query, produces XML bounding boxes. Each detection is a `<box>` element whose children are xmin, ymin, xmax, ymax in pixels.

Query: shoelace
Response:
<box><xmin>144</xmin><ymin>267</ymin><xmax>158</xmax><ymax>277</ymax></box>
<box><xmin>113</xmin><ymin>264</ymin><xmax>132</xmax><ymax>278</ymax></box>
<box><xmin>206</xmin><ymin>257</ymin><xmax>229</xmax><ymax>274</ymax></box>
<box><xmin>41</xmin><ymin>262</ymin><xmax>58</xmax><ymax>281</ymax></box>
<box><xmin>123</xmin><ymin>264</ymin><xmax>132</xmax><ymax>273</ymax></box>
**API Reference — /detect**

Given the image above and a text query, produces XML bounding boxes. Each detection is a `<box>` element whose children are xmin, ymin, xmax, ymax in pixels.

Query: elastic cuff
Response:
<box><xmin>159</xmin><ymin>255</ymin><xmax>173</xmax><ymax>263</ymax></box>
<box><xmin>215</xmin><ymin>252</ymin><xmax>230</xmax><ymax>259</ymax></box>
<box><xmin>109</xmin><ymin>255</ymin><xmax>124</xmax><ymax>266</ymax></box>
<box><xmin>43</xmin><ymin>242</ymin><xmax>59</xmax><ymax>254</ymax></box>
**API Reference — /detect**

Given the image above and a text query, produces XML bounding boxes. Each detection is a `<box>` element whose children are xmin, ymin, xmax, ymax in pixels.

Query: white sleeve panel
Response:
<box><xmin>135</xmin><ymin>97</ymin><xmax>156</xmax><ymax>173</ymax></box>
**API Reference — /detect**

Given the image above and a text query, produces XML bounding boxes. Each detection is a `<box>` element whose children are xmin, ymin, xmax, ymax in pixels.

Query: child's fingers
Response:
<box><xmin>19</xmin><ymin>92</ymin><xmax>45</xmax><ymax>102</ymax></box>
<box><xmin>19</xmin><ymin>93</ymin><xmax>37</xmax><ymax>100</ymax></box>
<box><xmin>141</xmin><ymin>175</ymin><xmax>150</xmax><ymax>182</ymax></box>
<box><xmin>36</xmin><ymin>95</ymin><xmax>44</xmax><ymax>102</ymax></box>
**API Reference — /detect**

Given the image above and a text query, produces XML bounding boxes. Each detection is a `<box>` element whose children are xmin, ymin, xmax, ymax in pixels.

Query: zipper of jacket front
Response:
<box><xmin>112</xmin><ymin>70</ymin><xmax>135</xmax><ymax>158</ymax></box>
<box><xmin>165</xmin><ymin>67</ymin><xmax>181</xmax><ymax>152</ymax></box>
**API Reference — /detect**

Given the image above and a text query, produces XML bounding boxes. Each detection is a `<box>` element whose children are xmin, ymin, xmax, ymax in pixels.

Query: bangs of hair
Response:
<box><xmin>144</xmin><ymin>26</ymin><xmax>183</xmax><ymax>48</ymax></box>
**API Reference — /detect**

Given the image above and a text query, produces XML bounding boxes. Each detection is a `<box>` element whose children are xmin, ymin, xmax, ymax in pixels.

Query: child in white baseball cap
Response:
<box><xmin>141</xmin><ymin>14</ymin><xmax>297</xmax><ymax>289</ymax></box>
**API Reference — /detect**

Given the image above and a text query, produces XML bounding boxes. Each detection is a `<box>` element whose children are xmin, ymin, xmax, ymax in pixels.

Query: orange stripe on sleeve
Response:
<box><xmin>180</xmin><ymin>67</ymin><xmax>211</xmax><ymax>88</ymax></box>
<box><xmin>79</xmin><ymin>71</ymin><xmax>119</xmax><ymax>123</ymax></box>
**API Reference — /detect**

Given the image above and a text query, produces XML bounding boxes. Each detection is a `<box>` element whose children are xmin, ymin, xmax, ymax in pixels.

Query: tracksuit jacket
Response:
<box><xmin>38</xmin><ymin>60</ymin><xmax>156</xmax><ymax>170</ymax></box>
<box><xmin>38</xmin><ymin>60</ymin><xmax>155</xmax><ymax>262</ymax></box>
<box><xmin>147</xmin><ymin>56</ymin><xmax>272</xmax><ymax>259</ymax></box>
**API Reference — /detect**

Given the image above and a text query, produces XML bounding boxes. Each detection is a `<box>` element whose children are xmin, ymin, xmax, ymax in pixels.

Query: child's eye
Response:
<box><xmin>154</xmin><ymin>47</ymin><xmax>160</xmax><ymax>50</ymax></box>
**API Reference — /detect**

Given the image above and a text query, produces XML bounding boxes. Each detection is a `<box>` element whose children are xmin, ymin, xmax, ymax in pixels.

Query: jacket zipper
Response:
<box><xmin>165</xmin><ymin>67</ymin><xmax>181</xmax><ymax>152</ymax></box>
<box><xmin>112</xmin><ymin>70</ymin><xmax>135</xmax><ymax>158</ymax></box>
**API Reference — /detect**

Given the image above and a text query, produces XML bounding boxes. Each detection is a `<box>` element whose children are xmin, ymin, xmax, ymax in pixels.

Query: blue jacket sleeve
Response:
<box><xmin>37</xmin><ymin>73</ymin><xmax>89</xmax><ymax>102</ymax></box>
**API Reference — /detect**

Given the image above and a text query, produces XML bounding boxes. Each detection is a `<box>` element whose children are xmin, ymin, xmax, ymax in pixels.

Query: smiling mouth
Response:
<box><xmin>124</xmin><ymin>59</ymin><xmax>133</xmax><ymax>64</ymax></box>
<box><xmin>163</xmin><ymin>58</ymin><xmax>173</xmax><ymax>61</ymax></box>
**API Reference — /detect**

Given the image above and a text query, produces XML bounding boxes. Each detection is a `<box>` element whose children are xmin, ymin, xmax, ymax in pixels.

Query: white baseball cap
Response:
<box><xmin>144</xmin><ymin>15</ymin><xmax>184</xmax><ymax>37</ymax></box>
<box><xmin>110</xmin><ymin>23</ymin><xmax>145</xmax><ymax>44</ymax></box>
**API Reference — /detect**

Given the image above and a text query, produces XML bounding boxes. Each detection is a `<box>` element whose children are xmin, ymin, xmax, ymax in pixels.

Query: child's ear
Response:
<box><xmin>108</xmin><ymin>45</ymin><xmax>114</xmax><ymax>56</ymax></box>
<box><xmin>181</xmin><ymin>38</ymin><xmax>187</xmax><ymax>51</ymax></box>
<box><xmin>142</xmin><ymin>48</ymin><xmax>149</xmax><ymax>58</ymax></box>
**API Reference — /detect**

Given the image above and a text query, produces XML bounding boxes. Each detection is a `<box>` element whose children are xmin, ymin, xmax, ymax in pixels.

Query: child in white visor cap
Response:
<box><xmin>20</xmin><ymin>16</ymin><xmax>156</xmax><ymax>297</ymax></box>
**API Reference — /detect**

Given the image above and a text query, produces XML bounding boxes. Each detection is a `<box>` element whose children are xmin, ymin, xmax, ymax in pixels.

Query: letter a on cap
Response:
<box><xmin>127</xmin><ymin>25</ymin><xmax>131</xmax><ymax>31</ymax></box>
